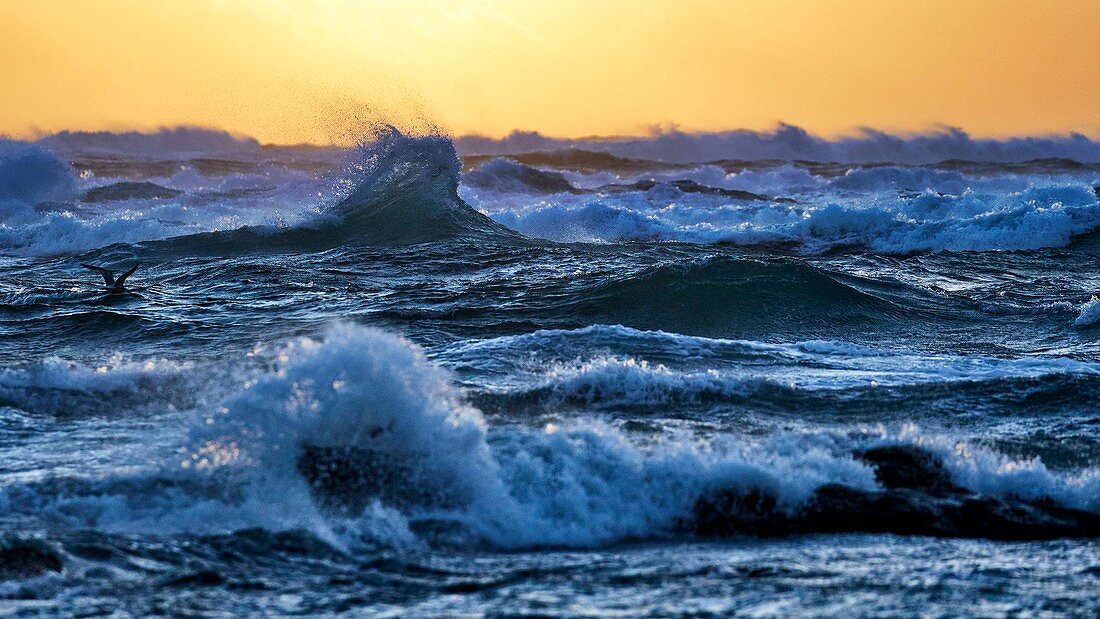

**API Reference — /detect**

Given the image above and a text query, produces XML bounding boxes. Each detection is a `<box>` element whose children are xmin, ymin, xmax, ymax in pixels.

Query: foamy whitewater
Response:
<box><xmin>1</xmin><ymin>127</ymin><xmax>1099</xmax><ymax>616</ymax></box>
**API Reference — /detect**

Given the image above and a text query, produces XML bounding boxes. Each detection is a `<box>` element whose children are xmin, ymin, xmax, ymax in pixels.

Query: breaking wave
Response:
<box><xmin>321</xmin><ymin>129</ymin><xmax>519</xmax><ymax>245</ymax></box>
<box><xmin>0</xmin><ymin>142</ymin><xmax>77</xmax><ymax>208</ymax></box>
<box><xmin>0</xmin><ymin>141</ymin><xmax>80</xmax><ymax>240</ymax></box>
<box><xmin>2</xmin><ymin>325</ymin><xmax>1097</xmax><ymax>550</ymax></box>
<box><xmin>151</xmin><ymin>128</ymin><xmax>521</xmax><ymax>255</ymax></box>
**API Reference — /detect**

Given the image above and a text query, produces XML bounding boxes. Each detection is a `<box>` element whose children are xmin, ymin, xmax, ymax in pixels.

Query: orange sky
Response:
<box><xmin>1</xmin><ymin>0</ymin><xmax>1098</xmax><ymax>144</ymax></box>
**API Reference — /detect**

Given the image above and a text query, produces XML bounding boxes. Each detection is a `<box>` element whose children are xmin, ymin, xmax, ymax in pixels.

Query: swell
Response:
<box><xmin>558</xmin><ymin>256</ymin><xmax>914</xmax><ymax>336</ymax></box>
<box><xmin>362</xmin><ymin>252</ymin><xmax>950</xmax><ymax>342</ymax></box>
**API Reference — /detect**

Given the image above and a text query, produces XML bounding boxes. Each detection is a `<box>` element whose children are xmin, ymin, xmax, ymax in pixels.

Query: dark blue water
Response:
<box><xmin>1</xmin><ymin>130</ymin><xmax>1099</xmax><ymax>616</ymax></box>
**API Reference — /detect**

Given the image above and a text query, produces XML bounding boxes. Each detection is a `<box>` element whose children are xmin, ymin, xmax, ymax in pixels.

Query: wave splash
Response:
<box><xmin>319</xmin><ymin>128</ymin><xmax>518</xmax><ymax>245</ymax></box>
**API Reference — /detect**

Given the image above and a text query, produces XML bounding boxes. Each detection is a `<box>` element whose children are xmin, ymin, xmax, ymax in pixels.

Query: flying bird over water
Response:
<box><xmin>81</xmin><ymin>263</ymin><xmax>139</xmax><ymax>292</ymax></box>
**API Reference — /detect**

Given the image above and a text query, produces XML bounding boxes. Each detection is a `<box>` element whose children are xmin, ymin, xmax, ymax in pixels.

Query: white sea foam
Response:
<box><xmin>0</xmin><ymin>136</ymin><xmax>331</xmax><ymax>256</ymax></box>
<box><xmin>0</xmin><ymin>355</ymin><xmax>201</xmax><ymax>417</ymax></box>
<box><xmin>1074</xmin><ymin>296</ymin><xmax>1100</xmax><ymax>327</ymax></box>
<box><xmin>479</xmin><ymin>182</ymin><xmax>1100</xmax><ymax>253</ymax></box>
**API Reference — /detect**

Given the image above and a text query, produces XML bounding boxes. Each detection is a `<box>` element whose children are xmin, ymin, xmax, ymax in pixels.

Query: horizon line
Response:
<box><xmin>8</xmin><ymin>122</ymin><xmax>1100</xmax><ymax>150</ymax></box>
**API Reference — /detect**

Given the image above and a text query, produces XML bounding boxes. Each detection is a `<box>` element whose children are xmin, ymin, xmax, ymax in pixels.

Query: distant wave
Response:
<box><xmin>0</xmin><ymin>139</ymin><xmax>311</xmax><ymax>255</ymax></box>
<box><xmin>37</xmin><ymin>127</ymin><xmax>262</xmax><ymax>157</ymax></box>
<box><xmin>829</xmin><ymin>166</ymin><xmax>970</xmax><ymax>193</ymax></box>
<box><xmin>6</xmin><ymin>128</ymin><xmax>1100</xmax><ymax>257</ymax></box>
<box><xmin>483</xmin><ymin>181</ymin><xmax>1100</xmax><ymax>253</ymax></box>
<box><xmin>24</xmin><ymin>124</ymin><xmax>1100</xmax><ymax>168</ymax></box>
<box><xmin>457</xmin><ymin>123</ymin><xmax>1100</xmax><ymax>165</ymax></box>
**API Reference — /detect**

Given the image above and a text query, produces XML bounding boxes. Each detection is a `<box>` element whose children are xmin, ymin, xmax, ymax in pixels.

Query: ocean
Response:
<box><xmin>0</xmin><ymin>127</ymin><xmax>1098</xmax><ymax>616</ymax></box>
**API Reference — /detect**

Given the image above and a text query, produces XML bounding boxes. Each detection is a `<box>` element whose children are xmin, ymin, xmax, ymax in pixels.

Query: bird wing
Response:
<box><xmin>114</xmin><ymin>263</ymin><xmax>139</xmax><ymax>288</ymax></box>
<box><xmin>81</xmin><ymin>263</ymin><xmax>115</xmax><ymax>287</ymax></box>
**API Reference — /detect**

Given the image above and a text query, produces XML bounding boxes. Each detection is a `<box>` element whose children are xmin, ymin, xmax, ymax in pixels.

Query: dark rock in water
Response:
<box><xmin>187</xmin><ymin>157</ymin><xmax>257</xmax><ymax>176</ymax></box>
<box><xmin>692</xmin><ymin>487</ymin><xmax>788</xmax><ymax>537</ymax></box>
<box><xmin>463</xmin><ymin>158</ymin><xmax>798</xmax><ymax>203</ymax></box>
<box><xmin>0</xmin><ymin>537</ymin><xmax>63</xmax><ymax>580</ymax></box>
<box><xmin>689</xmin><ymin>445</ymin><xmax>1100</xmax><ymax>541</ymax></box>
<box><xmin>599</xmin><ymin>179</ymin><xmax>795</xmax><ymax>203</ymax></box>
<box><xmin>936</xmin><ymin>158</ymin><xmax>1100</xmax><ymax>176</ymax></box>
<box><xmin>82</xmin><ymin>181</ymin><xmax>182</xmax><ymax>203</ymax></box>
<box><xmin>854</xmin><ymin>445</ymin><xmax>963</xmax><ymax>496</ymax></box>
<box><xmin>297</xmin><ymin>445</ymin><xmax>467</xmax><ymax>515</ymax></box>
<box><xmin>1093</xmin><ymin>185</ymin><xmax>1099</xmax><ymax>199</ymax></box>
<box><xmin>201</xmin><ymin>186</ymin><xmax>277</xmax><ymax>201</ymax></box>
<box><xmin>462</xmin><ymin>149</ymin><xmax>687</xmax><ymax>175</ymax></box>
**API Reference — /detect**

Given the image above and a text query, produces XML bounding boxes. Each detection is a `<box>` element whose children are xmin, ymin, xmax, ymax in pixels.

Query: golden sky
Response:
<box><xmin>1</xmin><ymin>0</ymin><xmax>1097</xmax><ymax>144</ymax></box>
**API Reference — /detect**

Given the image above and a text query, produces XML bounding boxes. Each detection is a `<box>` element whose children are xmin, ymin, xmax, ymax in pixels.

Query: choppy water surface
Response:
<box><xmin>1</xmin><ymin>130</ymin><xmax>1099</xmax><ymax>616</ymax></box>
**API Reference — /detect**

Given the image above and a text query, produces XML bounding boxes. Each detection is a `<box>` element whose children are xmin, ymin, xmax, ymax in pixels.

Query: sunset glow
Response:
<box><xmin>3</xmin><ymin>0</ymin><xmax>1098</xmax><ymax>143</ymax></box>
